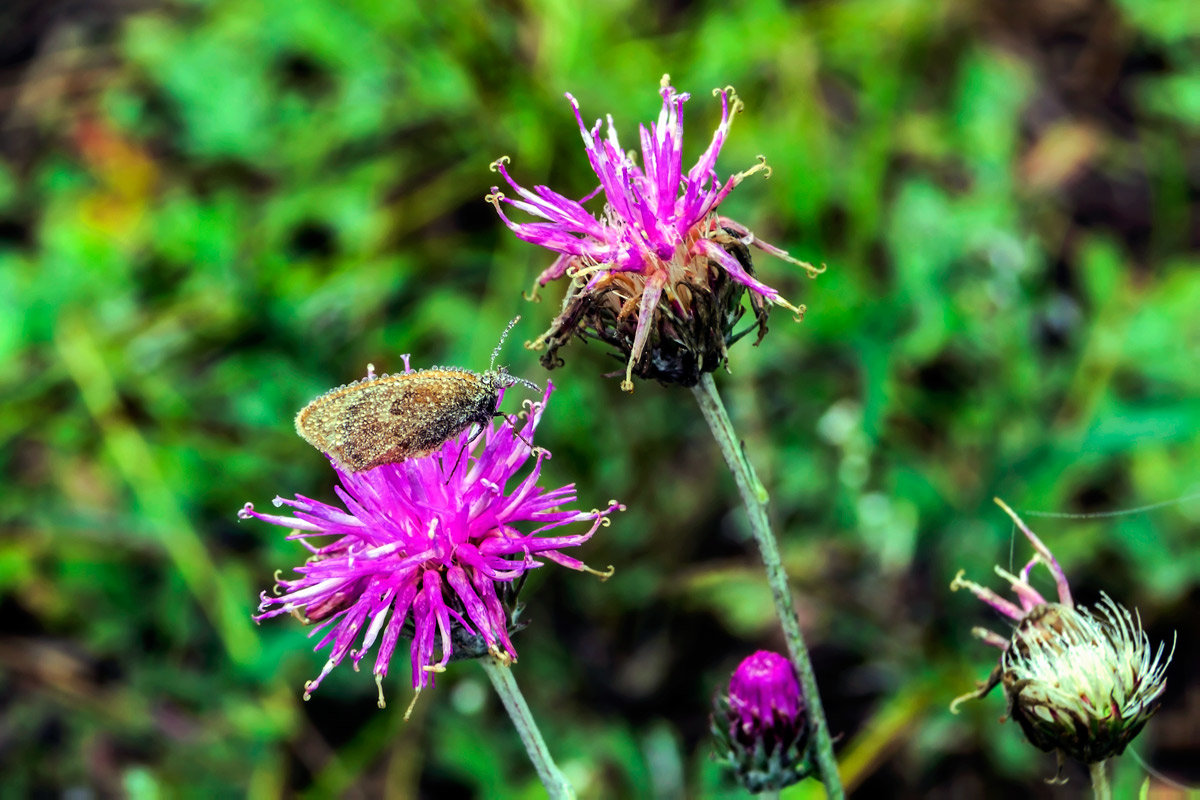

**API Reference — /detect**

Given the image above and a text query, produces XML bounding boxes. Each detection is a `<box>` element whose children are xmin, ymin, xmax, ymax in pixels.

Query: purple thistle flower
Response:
<box><xmin>712</xmin><ymin>650</ymin><xmax>812</xmax><ymax>792</ymax></box>
<box><xmin>241</xmin><ymin>380</ymin><xmax>621</xmax><ymax>709</ymax></box>
<box><xmin>488</xmin><ymin>74</ymin><xmax>823</xmax><ymax>392</ymax></box>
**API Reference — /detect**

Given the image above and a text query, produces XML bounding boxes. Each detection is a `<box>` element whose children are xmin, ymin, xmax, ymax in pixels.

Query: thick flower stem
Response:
<box><xmin>693</xmin><ymin>373</ymin><xmax>844</xmax><ymax>799</ymax></box>
<box><xmin>1089</xmin><ymin>760</ymin><xmax>1112</xmax><ymax>800</ymax></box>
<box><xmin>480</xmin><ymin>657</ymin><xmax>575</xmax><ymax>800</ymax></box>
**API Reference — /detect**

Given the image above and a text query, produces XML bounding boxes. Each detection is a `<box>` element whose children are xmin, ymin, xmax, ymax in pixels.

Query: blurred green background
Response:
<box><xmin>2</xmin><ymin>0</ymin><xmax>1198</xmax><ymax>796</ymax></box>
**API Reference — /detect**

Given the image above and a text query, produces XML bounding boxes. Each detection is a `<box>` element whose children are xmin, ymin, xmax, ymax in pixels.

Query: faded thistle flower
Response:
<box><xmin>712</xmin><ymin>650</ymin><xmax>813</xmax><ymax>793</ymax></box>
<box><xmin>951</xmin><ymin>498</ymin><xmax>1174</xmax><ymax>773</ymax></box>
<box><xmin>241</xmin><ymin>379</ymin><xmax>621</xmax><ymax>711</ymax></box>
<box><xmin>488</xmin><ymin>75</ymin><xmax>822</xmax><ymax>392</ymax></box>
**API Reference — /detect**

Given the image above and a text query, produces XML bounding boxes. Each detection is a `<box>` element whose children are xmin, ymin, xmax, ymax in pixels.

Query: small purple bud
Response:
<box><xmin>712</xmin><ymin>651</ymin><xmax>812</xmax><ymax>793</ymax></box>
<box><xmin>729</xmin><ymin>650</ymin><xmax>805</xmax><ymax>743</ymax></box>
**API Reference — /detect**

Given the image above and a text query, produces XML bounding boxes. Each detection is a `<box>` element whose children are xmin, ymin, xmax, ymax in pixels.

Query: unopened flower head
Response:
<box><xmin>712</xmin><ymin>650</ymin><xmax>812</xmax><ymax>793</ymax></box>
<box><xmin>951</xmin><ymin>498</ymin><xmax>1174</xmax><ymax>770</ymax></box>
<box><xmin>241</xmin><ymin>378</ymin><xmax>621</xmax><ymax>710</ymax></box>
<box><xmin>1001</xmin><ymin>593</ymin><xmax>1173</xmax><ymax>764</ymax></box>
<box><xmin>488</xmin><ymin>75</ymin><xmax>822</xmax><ymax>392</ymax></box>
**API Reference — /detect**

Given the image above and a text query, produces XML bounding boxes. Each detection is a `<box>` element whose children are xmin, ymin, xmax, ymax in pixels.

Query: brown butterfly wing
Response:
<box><xmin>335</xmin><ymin>384</ymin><xmax>415</xmax><ymax>471</ymax></box>
<box><xmin>295</xmin><ymin>371</ymin><xmax>493</xmax><ymax>472</ymax></box>
<box><xmin>364</xmin><ymin>371</ymin><xmax>491</xmax><ymax>463</ymax></box>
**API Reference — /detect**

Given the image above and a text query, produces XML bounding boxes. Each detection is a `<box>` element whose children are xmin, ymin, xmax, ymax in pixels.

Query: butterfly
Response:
<box><xmin>294</xmin><ymin>318</ymin><xmax>538</xmax><ymax>472</ymax></box>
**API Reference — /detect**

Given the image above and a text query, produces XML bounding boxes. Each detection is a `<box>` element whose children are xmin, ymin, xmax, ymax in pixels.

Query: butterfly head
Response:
<box><xmin>483</xmin><ymin>315</ymin><xmax>541</xmax><ymax>395</ymax></box>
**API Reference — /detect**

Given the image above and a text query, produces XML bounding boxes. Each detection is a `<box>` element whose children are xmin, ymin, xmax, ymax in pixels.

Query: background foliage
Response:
<box><xmin>2</xmin><ymin>0</ymin><xmax>1198</xmax><ymax>796</ymax></box>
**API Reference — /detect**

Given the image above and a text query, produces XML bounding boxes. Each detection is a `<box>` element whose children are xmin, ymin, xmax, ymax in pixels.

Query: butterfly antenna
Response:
<box><xmin>490</xmin><ymin>316</ymin><xmax>521</xmax><ymax>370</ymax></box>
<box><xmin>512</xmin><ymin>374</ymin><xmax>541</xmax><ymax>393</ymax></box>
<box><xmin>493</xmin><ymin>365</ymin><xmax>541</xmax><ymax>394</ymax></box>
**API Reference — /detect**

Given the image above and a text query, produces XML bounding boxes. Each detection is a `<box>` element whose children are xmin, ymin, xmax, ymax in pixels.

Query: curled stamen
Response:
<box><xmin>734</xmin><ymin>155</ymin><xmax>772</xmax><ymax>183</ymax></box>
<box><xmin>579</xmin><ymin>563</ymin><xmax>616</xmax><ymax>581</ymax></box>
<box><xmin>522</xmin><ymin>273</ymin><xmax>542</xmax><ymax>302</ymax></box>
<box><xmin>713</xmin><ymin>84</ymin><xmax>743</xmax><ymax>111</ymax></box>
<box><xmin>566</xmin><ymin>262</ymin><xmax>608</xmax><ymax>282</ymax></box>
<box><xmin>373</xmin><ymin>672</ymin><xmax>387</xmax><ymax>708</ymax></box>
<box><xmin>403</xmin><ymin>685</ymin><xmax>423</xmax><ymax>718</ymax></box>
<box><xmin>949</xmin><ymin>686</ymin><xmax>989</xmax><ymax>715</ymax></box>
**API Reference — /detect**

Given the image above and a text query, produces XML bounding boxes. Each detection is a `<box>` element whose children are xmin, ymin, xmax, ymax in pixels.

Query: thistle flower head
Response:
<box><xmin>488</xmin><ymin>75</ymin><xmax>822</xmax><ymax>392</ymax></box>
<box><xmin>241</xmin><ymin>379</ymin><xmax>621</xmax><ymax>709</ymax></box>
<box><xmin>1001</xmin><ymin>594</ymin><xmax>1174</xmax><ymax>765</ymax></box>
<box><xmin>712</xmin><ymin>650</ymin><xmax>812</xmax><ymax>793</ymax></box>
<box><xmin>951</xmin><ymin>498</ymin><xmax>1174</xmax><ymax>772</ymax></box>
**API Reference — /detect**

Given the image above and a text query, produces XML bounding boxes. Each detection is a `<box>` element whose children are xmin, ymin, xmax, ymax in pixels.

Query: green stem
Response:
<box><xmin>693</xmin><ymin>373</ymin><xmax>844</xmax><ymax>799</ymax></box>
<box><xmin>1089</xmin><ymin>760</ymin><xmax>1111</xmax><ymax>800</ymax></box>
<box><xmin>480</xmin><ymin>657</ymin><xmax>575</xmax><ymax>800</ymax></box>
